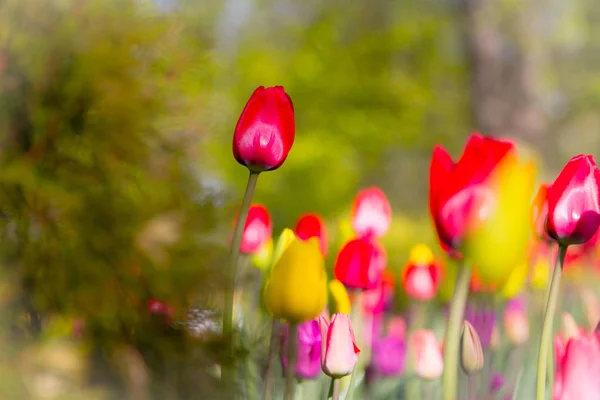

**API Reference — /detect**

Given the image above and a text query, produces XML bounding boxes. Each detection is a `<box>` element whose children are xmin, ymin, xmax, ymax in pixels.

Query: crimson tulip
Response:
<box><xmin>334</xmin><ymin>238</ymin><xmax>386</xmax><ymax>290</ymax></box>
<box><xmin>351</xmin><ymin>187</ymin><xmax>392</xmax><ymax>239</ymax></box>
<box><xmin>429</xmin><ymin>133</ymin><xmax>514</xmax><ymax>254</ymax></box>
<box><xmin>232</xmin><ymin>86</ymin><xmax>295</xmax><ymax>172</ymax></box>
<box><xmin>294</xmin><ymin>213</ymin><xmax>328</xmax><ymax>256</ymax></box>
<box><xmin>240</xmin><ymin>204</ymin><xmax>272</xmax><ymax>254</ymax></box>
<box><xmin>546</xmin><ymin>155</ymin><xmax>600</xmax><ymax>246</ymax></box>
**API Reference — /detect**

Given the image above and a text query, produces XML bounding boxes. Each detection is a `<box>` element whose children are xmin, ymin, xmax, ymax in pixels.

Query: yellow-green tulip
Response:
<box><xmin>263</xmin><ymin>234</ymin><xmax>327</xmax><ymax>323</ymax></box>
<box><xmin>500</xmin><ymin>261</ymin><xmax>528</xmax><ymax>299</ymax></box>
<box><xmin>328</xmin><ymin>279</ymin><xmax>351</xmax><ymax>315</ymax></box>
<box><xmin>464</xmin><ymin>154</ymin><xmax>536</xmax><ymax>283</ymax></box>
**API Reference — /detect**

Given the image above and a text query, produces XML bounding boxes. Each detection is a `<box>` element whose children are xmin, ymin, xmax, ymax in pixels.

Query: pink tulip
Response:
<box><xmin>554</xmin><ymin>332</ymin><xmax>600</xmax><ymax>400</ymax></box>
<box><xmin>411</xmin><ymin>330</ymin><xmax>444</xmax><ymax>379</ymax></box>
<box><xmin>319</xmin><ymin>313</ymin><xmax>360</xmax><ymax>378</ymax></box>
<box><xmin>280</xmin><ymin>319</ymin><xmax>322</xmax><ymax>379</ymax></box>
<box><xmin>351</xmin><ymin>187</ymin><xmax>392</xmax><ymax>239</ymax></box>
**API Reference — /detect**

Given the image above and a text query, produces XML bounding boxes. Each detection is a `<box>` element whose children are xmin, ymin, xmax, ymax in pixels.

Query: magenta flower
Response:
<box><xmin>280</xmin><ymin>319</ymin><xmax>322</xmax><ymax>380</ymax></box>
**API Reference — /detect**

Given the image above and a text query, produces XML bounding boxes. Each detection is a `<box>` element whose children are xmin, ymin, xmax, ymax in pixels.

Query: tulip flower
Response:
<box><xmin>503</xmin><ymin>298</ymin><xmax>529</xmax><ymax>346</ymax></box>
<box><xmin>239</xmin><ymin>204</ymin><xmax>272</xmax><ymax>254</ymax></box>
<box><xmin>554</xmin><ymin>332</ymin><xmax>600</xmax><ymax>400</ymax></box>
<box><xmin>319</xmin><ymin>313</ymin><xmax>360</xmax><ymax>378</ymax></box>
<box><xmin>401</xmin><ymin>244</ymin><xmax>442</xmax><ymax>301</ymax></box>
<box><xmin>232</xmin><ymin>86</ymin><xmax>295</xmax><ymax>172</ymax></box>
<box><xmin>531</xmin><ymin>183</ymin><xmax>551</xmax><ymax>242</ymax></box>
<box><xmin>351</xmin><ymin>187</ymin><xmax>392</xmax><ymax>239</ymax></box>
<box><xmin>294</xmin><ymin>213</ymin><xmax>328</xmax><ymax>256</ymax></box>
<box><xmin>546</xmin><ymin>155</ymin><xmax>600</xmax><ymax>246</ymax></box>
<box><xmin>371</xmin><ymin>335</ymin><xmax>406</xmax><ymax>377</ymax></box>
<box><xmin>334</xmin><ymin>237</ymin><xmax>386</xmax><ymax>290</ymax></box>
<box><xmin>429</xmin><ymin>133</ymin><xmax>514</xmax><ymax>254</ymax></box>
<box><xmin>263</xmin><ymin>233</ymin><xmax>327</xmax><ymax>324</ymax></box>
<box><xmin>460</xmin><ymin>321</ymin><xmax>484</xmax><ymax>375</ymax></box>
<box><xmin>411</xmin><ymin>330</ymin><xmax>444</xmax><ymax>379</ymax></box>
<box><xmin>280</xmin><ymin>319</ymin><xmax>322</xmax><ymax>379</ymax></box>
<box><xmin>328</xmin><ymin>280</ymin><xmax>351</xmax><ymax>315</ymax></box>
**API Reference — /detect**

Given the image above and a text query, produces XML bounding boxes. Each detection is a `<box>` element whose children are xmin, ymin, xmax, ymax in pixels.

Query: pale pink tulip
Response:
<box><xmin>554</xmin><ymin>332</ymin><xmax>600</xmax><ymax>400</ymax></box>
<box><xmin>411</xmin><ymin>330</ymin><xmax>444</xmax><ymax>379</ymax></box>
<box><xmin>318</xmin><ymin>313</ymin><xmax>360</xmax><ymax>378</ymax></box>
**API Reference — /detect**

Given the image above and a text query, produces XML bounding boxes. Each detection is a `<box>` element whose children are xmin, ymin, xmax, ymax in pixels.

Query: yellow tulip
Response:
<box><xmin>329</xmin><ymin>279</ymin><xmax>351</xmax><ymax>315</ymax></box>
<box><xmin>271</xmin><ymin>228</ymin><xmax>296</xmax><ymax>268</ymax></box>
<box><xmin>464</xmin><ymin>154</ymin><xmax>536</xmax><ymax>283</ymax></box>
<box><xmin>500</xmin><ymin>261</ymin><xmax>528</xmax><ymax>299</ymax></box>
<box><xmin>263</xmin><ymin>235</ymin><xmax>327</xmax><ymax>323</ymax></box>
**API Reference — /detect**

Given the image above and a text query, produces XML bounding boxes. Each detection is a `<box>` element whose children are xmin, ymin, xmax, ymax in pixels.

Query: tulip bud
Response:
<box><xmin>351</xmin><ymin>187</ymin><xmax>392</xmax><ymax>239</ymax></box>
<box><xmin>295</xmin><ymin>213</ymin><xmax>328</xmax><ymax>256</ymax></box>
<box><xmin>503</xmin><ymin>299</ymin><xmax>529</xmax><ymax>346</ymax></box>
<box><xmin>233</xmin><ymin>86</ymin><xmax>295</xmax><ymax>172</ymax></box>
<box><xmin>239</xmin><ymin>204</ymin><xmax>272</xmax><ymax>254</ymax></box>
<box><xmin>319</xmin><ymin>313</ymin><xmax>360</xmax><ymax>378</ymax></box>
<box><xmin>263</xmin><ymin>234</ymin><xmax>327</xmax><ymax>323</ymax></box>
<box><xmin>545</xmin><ymin>154</ymin><xmax>600</xmax><ymax>246</ymax></box>
<box><xmin>411</xmin><ymin>330</ymin><xmax>444</xmax><ymax>379</ymax></box>
<box><xmin>460</xmin><ymin>321</ymin><xmax>484</xmax><ymax>375</ymax></box>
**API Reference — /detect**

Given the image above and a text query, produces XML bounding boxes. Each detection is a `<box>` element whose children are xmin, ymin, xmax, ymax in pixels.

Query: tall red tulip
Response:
<box><xmin>233</xmin><ymin>86</ymin><xmax>295</xmax><ymax>172</ymax></box>
<box><xmin>294</xmin><ymin>213</ymin><xmax>328</xmax><ymax>256</ymax></box>
<box><xmin>240</xmin><ymin>204</ymin><xmax>272</xmax><ymax>254</ymax></box>
<box><xmin>546</xmin><ymin>155</ymin><xmax>600</xmax><ymax>246</ymax></box>
<box><xmin>334</xmin><ymin>238</ymin><xmax>386</xmax><ymax>290</ymax></box>
<box><xmin>531</xmin><ymin>183</ymin><xmax>551</xmax><ymax>242</ymax></box>
<box><xmin>429</xmin><ymin>133</ymin><xmax>514</xmax><ymax>254</ymax></box>
<box><xmin>351</xmin><ymin>187</ymin><xmax>392</xmax><ymax>239</ymax></box>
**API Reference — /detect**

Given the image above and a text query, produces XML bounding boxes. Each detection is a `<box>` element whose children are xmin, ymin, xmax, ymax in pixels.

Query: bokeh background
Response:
<box><xmin>0</xmin><ymin>0</ymin><xmax>599</xmax><ymax>398</ymax></box>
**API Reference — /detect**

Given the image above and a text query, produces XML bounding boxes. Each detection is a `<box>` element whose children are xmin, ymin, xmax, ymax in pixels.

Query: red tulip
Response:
<box><xmin>351</xmin><ymin>187</ymin><xmax>392</xmax><ymax>239</ymax></box>
<box><xmin>334</xmin><ymin>238</ymin><xmax>386</xmax><ymax>290</ymax></box>
<box><xmin>554</xmin><ymin>332</ymin><xmax>600</xmax><ymax>400</ymax></box>
<box><xmin>294</xmin><ymin>213</ymin><xmax>328</xmax><ymax>256</ymax></box>
<box><xmin>240</xmin><ymin>204</ymin><xmax>272</xmax><ymax>254</ymax></box>
<box><xmin>232</xmin><ymin>86</ymin><xmax>295</xmax><ymax>172</ymax></box>
<box><xmin>531</xmin><ymin>183</ymin><xmax>551</xmax><ymax>242</ymax></box>
<box><xmin>429</xmin><ymin>133</ymin><xmax>514</xmax><ymax>254</ymax></box>
<box><xmin>546</xmin><ymin>155</ymin><xmax>600</xmax><ymax>246</ymax></box>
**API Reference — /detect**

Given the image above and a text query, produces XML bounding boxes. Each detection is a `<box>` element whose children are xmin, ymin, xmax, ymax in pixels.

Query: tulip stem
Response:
<box><xmin>329</xmin><ymin>378</ymin><xmax>340</xmax><ymax>400</ymax></box>
<box><xmin>285</xmin><ymin>323</ymin><xmax>298</xmax><ymax>400</ymax></box>
<box><xmin>222</xmin><ymin>171</ymin><xmax>260</xmax><ymax>382</ymax></box>
<box><xmin>536</xmin><ymin>245</ymin><xmax>567</xmax><ymax>400</ymax></box>
<box><xmin>442</xmin><ymin>261</ymin><xmax>473</xmax><ymax>400</ymax></box>
<box><xmin>264</xmin><ymin>319</ymin><xmax>279</xmax><ymax>400</ymax></box>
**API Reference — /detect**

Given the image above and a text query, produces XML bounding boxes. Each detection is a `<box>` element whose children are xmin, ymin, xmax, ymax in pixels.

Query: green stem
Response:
<box><xmin>264</xmin><ymin>319</ymin><xmax>279</xmax><ymax>400</ymax></box>
<box><xmin>536</xmin><ymin>245</ymin><xmax>567</xmax><ymax>400</ymax></box>
<box><xmin>332</xmin><ymin>378</ymin><xmax>340</xmax><ymax>400</ymax></box>
<box><xmin>222</xmin><ymin>171</ymin><xmax>260</xmax><ymax>382</ymax></box>
<box><xmin>442</xmin><ymin>261</ymin><xmax>473</xmax><ymax>400</ymax></box>
<box><xmin>285</xmin><ymin>323</ymin><xmax>298</xmax><ymax>400</ymax></box>
<box><xmin>345</xmin><ymin>362</ymin><xmax>359</xmax><ymax>400</ymax></box>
